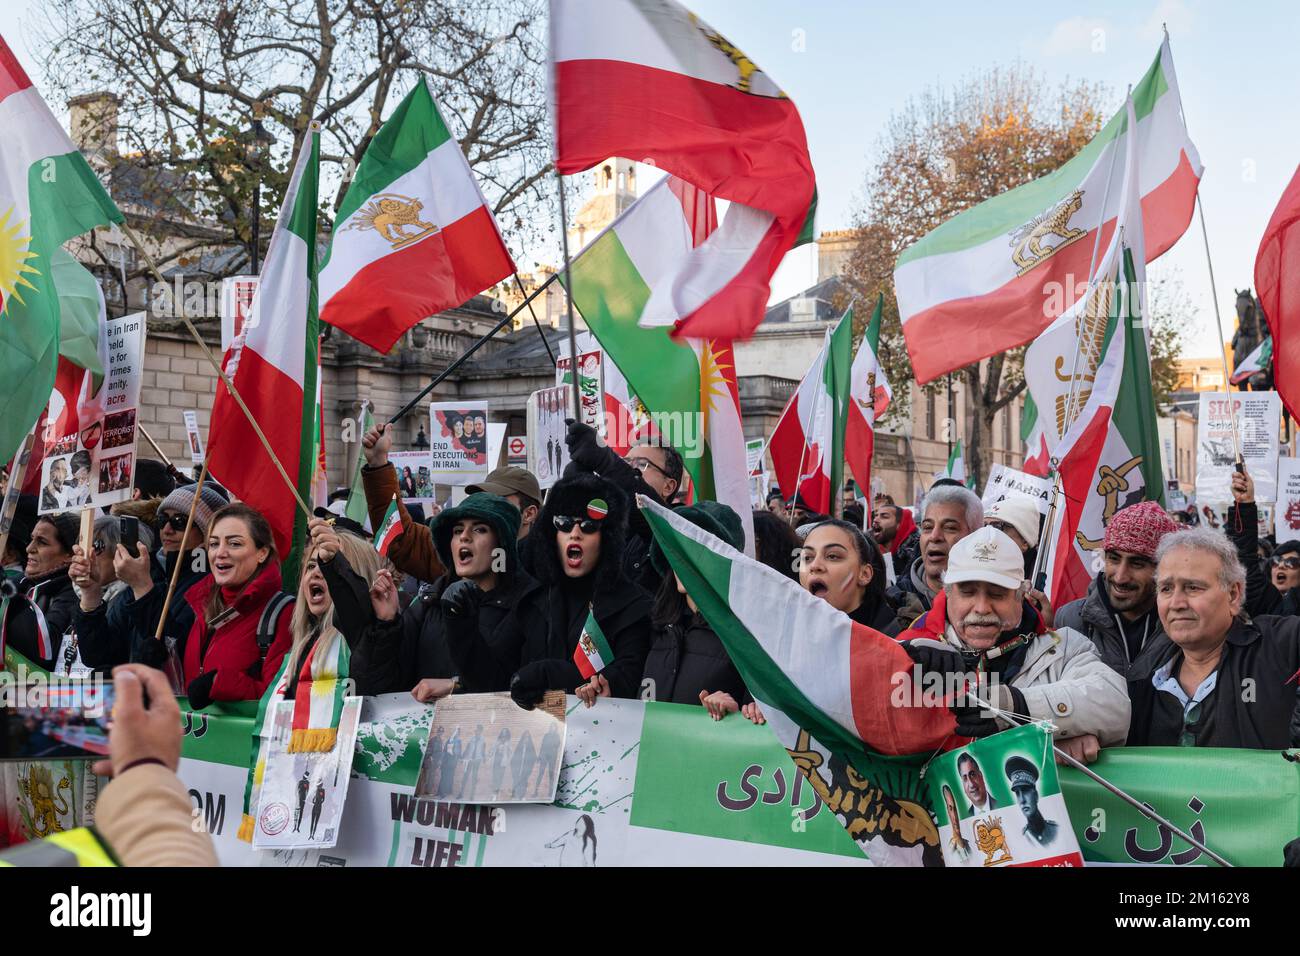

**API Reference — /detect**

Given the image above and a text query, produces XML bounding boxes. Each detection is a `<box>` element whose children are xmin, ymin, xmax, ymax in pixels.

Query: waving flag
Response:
<box><xmin>894</xmin><ymin>38</ymin><xmax>1200</xmax><ymax>383</ymax></box>
<box><xmin>768</xmin><ymin>312</ymin><xmax>852</xmax><ymax>515</ymax></box>
<box><xmin>845</xmin><ymin>296</ymin><xmax>891</xmax><ymax>496</ymax></box>
<box><xmin>209</xmin><ymin>127</ymin><xmax>320</xmax><ymax>577</ymax></box>
<box><xmin>0</xmin><ymin>35</ymin><xmax>122</xmax><ymax>465</ymax></box>
<box><xmin>1255</xmin><ymin>164</ymin><xmax>1300</xmax><ymax>419</ymax></box>
<box><xmin>551</xmin><ymin>0</ymin><xmax>815</xmax><ymax>342</ymax></box>
<box><xmin>1230</xmin><ymin>336</ymin><xmax>1271</xmax><ymax>385</ymax></box>
<box><xmin>320</xmin><ymin>79</ymin><xmax>515</xmax><ymax>353</ymax></box>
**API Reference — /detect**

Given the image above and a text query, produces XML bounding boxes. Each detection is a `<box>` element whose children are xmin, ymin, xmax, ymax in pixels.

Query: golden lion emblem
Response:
<box><xmin>1009</xmin><ymin>189</ymin><xmax>1087</xmax><ymax>275</ymax></box>
<box><xmin>974</xmin><ymin>816</ymin><xmax>1014</xmax><ymax>866</ymax></box>
<box><xmin>18</xmin><ymin>763</ymin><xmax>72</xmax><ymax>838</ymax></box>
<box><xmin>344</xmin><ymin>193</ymin><xmax>438</xmax><ymax>248</ymax></box>
<box><xmin>688</xmin><ymin>12</ymin><xmax>782</xmax><ymax>97</ymax></box>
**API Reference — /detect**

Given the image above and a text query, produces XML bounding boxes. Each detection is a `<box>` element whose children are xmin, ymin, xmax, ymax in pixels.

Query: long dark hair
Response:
<box><xmin>651</xmin><ymin>571</ymin><xmax>690</xmax><ymax>630</ymax></box>
<box><xmin>806</xmin><ymin>518</ymin><xmax>887</xmax><ymax>605</ymax></box>
<box><xmin>203</xmin><ymin>502</ymin><xmax>277</xmax><ymax>623</ymax></box>
<box><xmin>751</xmin><ymin>510</ymin><xmax>800</xmax><ymax>581</ymax></box>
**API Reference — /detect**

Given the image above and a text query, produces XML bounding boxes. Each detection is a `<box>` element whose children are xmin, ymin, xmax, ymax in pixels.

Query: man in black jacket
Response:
<box><xmin>1127</xmin><ymin>527</ymin><xmax>1300</xmax><ymax>749</ymax></box>
<box><xmin>1055</xmin><ymin>501</ymin><xmax>1180</xmax><ymax>676</ymax></box>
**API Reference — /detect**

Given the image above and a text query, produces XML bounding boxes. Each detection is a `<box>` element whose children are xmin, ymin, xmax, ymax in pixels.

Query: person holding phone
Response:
<box><xmin>70</xmin><ymin>516</ymin><xmax>158</xmax><ymax>672</ymax></box>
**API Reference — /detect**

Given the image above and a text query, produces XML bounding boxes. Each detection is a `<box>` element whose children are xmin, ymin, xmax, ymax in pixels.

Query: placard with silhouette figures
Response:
<box><xmin>429</xmin><ymin>401</ymin><xmax>490</xmax><ymax>486</ymax></box>
<box><xmin>926</xmin><ymin>722</ymin><xmax>1083</xmax><ymax>868</ymax></box>
<box><xmin>252</xmin><ymin>697</ymin><xmax>362</xmax><ymax>850</ymax></box>
<box><xmin>414</xmin><ymin>691</ymin><xmax>567</xmax><ymax>805</ymax></box>
<box><xmin>527</xmin><ymin>386</ymin><xmax>573</xmax><ymax>491</ymax></box>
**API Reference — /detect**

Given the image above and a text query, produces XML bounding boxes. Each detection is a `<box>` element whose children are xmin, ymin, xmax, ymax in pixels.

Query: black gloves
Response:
<box><xmin>903</xmin><ymin>640</ymin><xmax>968</xmax><ymax>679</ymax></box>
<box><xmin>565</xmin><ymin>419</ymin><xmax>613</xmax><ymax>473</ymax></box>
<box><xmin>135</xmin><ymin>637</ymin><xmax>169</xmax><ymax>670</ymax></box>
<box><xmin>440</xmin><ymin>579</ymin><xmax>483</xmax><ymax>619</ymax></box>
<box><xmin>186</xmin><ymin>671</ymin><xmax>217</xmax><ymax>711</ymax></box>
<box><xmin>510</xmin><ymin>663</ymin><xmax>549</xmax><ymax>710</ymax></box>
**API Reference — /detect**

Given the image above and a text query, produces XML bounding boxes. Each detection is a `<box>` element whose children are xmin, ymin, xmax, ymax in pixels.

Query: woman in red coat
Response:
<box><xmin>182</xmin><ymin>503</ymin><xmax>294</xmax><ymax>707</ymax></box>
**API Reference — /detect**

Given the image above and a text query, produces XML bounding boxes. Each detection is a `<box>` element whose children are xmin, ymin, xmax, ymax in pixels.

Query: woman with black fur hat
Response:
<box><xmin>449</xmin><ymin>473</ymin><xmax>652</xmax><ymax>708</ymax></box>
<box><xmin>4</xmin><ymin>512</ymin><xmax>80</xmax><ymax>669</ymax></box>
<box><xmin>351</xmin><ymin>492</ymin><xmax>536</xmax><ymax>697</ymax></box>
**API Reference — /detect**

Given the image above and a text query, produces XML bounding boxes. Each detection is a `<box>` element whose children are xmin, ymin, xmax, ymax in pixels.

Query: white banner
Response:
<box><xmin>428</xmin><ymin>403</ymin><xmax>490</xmax><ymax>486</ymax></box>
<box><xmin>981</xmin><ymin>463</ymin><xmax>1053</xmax><ymax>516</ymax></box>
<box><xmin>1196</xmin><ymin>392</ymin><xmax>1281</xmax><ymax>504</ymax></box>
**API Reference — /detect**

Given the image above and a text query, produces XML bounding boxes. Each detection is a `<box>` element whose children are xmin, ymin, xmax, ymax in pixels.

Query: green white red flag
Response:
<box><xmin>893</xmin><ymin>38</ymin><xmax>1200</xmax><ymax>383</ymax></box>
<box><xmin>561</xmin><ymin>175</ymin><xmax>753</xmax><ymax>551</ymax></box>
<box><xmin>1230</xmin><ymin>335</ymin><xmax>1271</xmax><ymax>385</ymax></box>
<box><xmin>768</xmin><ymin>311</ymin><xmax>852</xmax><ymax>515</ymax></box>
<box><xmin>0</xmin><ymin>34</ymin><xmax>123</xmax><ymax>465</ymax></box>
<box><xmin>845</xmin><ymin>296</ymin><xmax>891</xmax><ymax>496</ymax></box>
<box><xmin>573</xmin><ymin>608</ymin><xmax>614</xmax><ymax>679</ymax></box>
<box><xmin>208</xmin><ymin>127</ymin><xmax>320</xmax><ymax>576</ymax></box>
<box><xmin>312</xmin><ymin>344</ymin><xmax>329</xmax><ymax>508</ymax></box>
<box><xmin>343</xmin><ymin>400</ymin><xmax>375</xmax><ymax>528</ymax></box>
<box><xmin>550</xmin><ymin>0</ymin><xmax>815</xmax><ymax>342</ymax></box>
<box><xmin>320</xmin><ymin>79</ymin><xmax>515</xmax><ymax>353</ymax></box>
<box><xmin>1038</xmin><ymin>96</ymin><xmax>1165</xmax><ymax>607</ymax></box>
<box><xmin>373</xmin><ymin>498</ymin><xmax>403</xmax><ymax>556</ymax></box>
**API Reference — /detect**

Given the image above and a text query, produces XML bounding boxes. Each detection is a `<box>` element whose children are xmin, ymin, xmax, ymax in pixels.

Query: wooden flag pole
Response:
<box><xmin>117</xmin><ymin>219</ymin><xmax>313</xmax><ymax>523</ymax></box>
<box><xmin>154</xmin><ymin>459</ymin><xmax>209</xmax><ymax>642</ymax></box>
<box><xmin>137</xmin><ymin>422</ymin><xmax>175</xmax><ymax>469</ymax></box>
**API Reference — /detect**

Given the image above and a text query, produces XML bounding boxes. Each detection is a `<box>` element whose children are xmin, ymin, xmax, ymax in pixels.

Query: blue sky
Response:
<box><xmin>4</xmin><ymin>0</ymin><xmax>1297</xmax><ymax>356</ymax></box>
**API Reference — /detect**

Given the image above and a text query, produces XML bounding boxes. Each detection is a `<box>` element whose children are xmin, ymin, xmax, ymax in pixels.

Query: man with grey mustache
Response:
<box><xmin>897</xmin><ymin>527</ymin><xmax>1131</xmax><ymax>764</ymax></box>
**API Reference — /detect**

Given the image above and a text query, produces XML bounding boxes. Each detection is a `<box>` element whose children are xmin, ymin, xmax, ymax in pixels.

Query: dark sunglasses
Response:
<box><xmin>553</xmin><ymin>515</ymin><xmax>601</xmax><ymax>535</ymax></box>
<box><xmin>1271</xmin><ymin>555</ymin><xmax>1300</xmax><ymax>569</ymax></box>
<box><xmin>160</xmin><ymin>513</ymin><xmax>191</xmax><ymax>532</ymax></box>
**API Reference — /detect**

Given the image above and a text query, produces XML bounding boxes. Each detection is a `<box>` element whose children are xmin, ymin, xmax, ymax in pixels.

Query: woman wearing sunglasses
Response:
<box><xmin>448</xmin><ymin>473</ymin><xmax>652</xmax><ymax>708</ymax></box>
<box><xmin>1223</xmin><ymin>470</ymin><xmax>1300</xmax><ymax>618</ymax></box>
<box><xmin>69</xmin><ymin>513</ymin><xmax>158</xmax><ymax>673</ymax></box>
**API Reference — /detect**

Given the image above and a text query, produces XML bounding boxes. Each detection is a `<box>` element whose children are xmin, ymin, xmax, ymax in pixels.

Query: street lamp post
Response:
<box><xmin>249</xmin><ymin>110</ymin><xmax>274</xmax><ymax>274</ymax></box>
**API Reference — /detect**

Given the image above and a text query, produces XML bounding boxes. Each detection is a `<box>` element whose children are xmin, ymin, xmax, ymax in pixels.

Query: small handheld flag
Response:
<box><xmin>573</xmin><ymin>608</ymin><xmax>613</xmax><ymax>680</ymax></box>
<box><xmin>373</xmin><ymin>496</ymin><xmax>403</xmax><ymax>556</ymax></box>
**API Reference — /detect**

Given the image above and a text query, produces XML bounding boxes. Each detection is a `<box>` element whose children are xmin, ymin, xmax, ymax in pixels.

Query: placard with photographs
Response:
<box><xmin>38</xmin><ymin>313</ymin><xmax>145</xmax><ymax>515</ymax></box>
<box><xmin>555</xmin><ymin>348</ymin><xmax>605</xmax><ymax>430</ymax></box>
<box><xmin>221</xmin><ymin>276</ymin><xmax>259</xmax><ymax>352</ymax></box>
<box><xmin>389</xmin><ymin>450</ymin><xmax>435</xmax><ymax>501</ymax></box>
<box><xmin>414</xmin><ymin>691</ymin><xmax>567</xmax><ymax>805</ymax></box>
<box><xmin>252</xmin><ymin>697</ymin><xmax>362</xmax><ymax>851</ymax></box>
<box><xmin>527</xmin><ymin>386</ymin><xmax>572</xmax><ymax>490</ymax></box>
<box><xmin>183</xmin><ymin>410</ymin><xmax>206</xmax><ymax>464</ymax></box>
<box><xmin>428</xmin><ymin>402</ymin><xmax>490</xmax><ymax>486</ymax></box>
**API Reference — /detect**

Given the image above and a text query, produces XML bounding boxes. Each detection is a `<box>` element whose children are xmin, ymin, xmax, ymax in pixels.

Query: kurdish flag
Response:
<box><xmin>343</xmin><ymin>400</ymin><xmax>375</xmax><ymax>527</ymax></box>
<box><xmin>562</xmin><ymin>175</ymin><xmax>753</xmax><ymax>552</ymax></box>
<box><xmin>287</xmin><ymin>631</ymin><xmax>351</xmax><ymax>753</ymax></box>
<box><xmin>1230</xmin><ymin>335</ymin><xmax>1271</xmax><ymax>385</ymax></box>
<box><xmin>894</xmin><ymin>37</ymin><xmax>1200</xmax><ymax>383</ymax></box>
<box><xmin>844</xmin><ymin>296</ymin><xmax>892</xmax><ymax>496</ymax></box>
<box><xmin>1038</xmin><ymin>97</ymin><xmax>1165</xmax><ymax>607</ymax></box>
<box><xmin>768</xmin><ymin>311</ymin><xmax>853</xmax><ymax>515</ymax></box>
<box><xmin>208</xmin><ymin>126</ymin><xmax>320</xmax><ymax>578</ymax></box>
<box><xmin>320</xmin><ymin>79</ymin><xmax>515</xmax><ymax>354</ymax></box>
<box><xmin>573</xmin><ymin>608</ymin><xmax>614</xmax><ymax>680</ymax></box>
<box><xmin>551</xmin><ymin>0</ymin><xmax>815</xmax><ymax>342</ymax></box>
<box><xmin>0</xmin><ymin>35</ymin><xmax>123</xmax><ymax>465</ymax></box>
<box><xmin>373</xmin><ymin>497</ymin><xmax>403</xmax><ymax>556</ymax></box>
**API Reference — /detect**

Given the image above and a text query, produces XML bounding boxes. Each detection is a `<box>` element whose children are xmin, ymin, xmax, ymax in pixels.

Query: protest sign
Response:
<box><xmin>487</xmin><ymin>422</ymin><xmax>507</xmax><ymax>470</ymax></box>
<box><xmin>251</xmin><ymin>697</ymin><xmax>362</xmax><ymax>851</ymax></box>
<box><xmin>556</xmin><ymin>348</ymin><xmax>604</xmax><ymax>430</ymax></box>
<box><xmin>527</xmin><ymin>386</ymin><xmax>571</xmax><ymax>490</ymax></box>
<box><xmin>183</xmin><ymin>410</ymin><xmax>205</xmax><ymax>464</ymax></box>
<box><xmin>1276</xmin><ymin>457</ymin><xmax>1300</xmax><ymax>544</ymax></box>
<box><xmin>389</xmin><ymin>450</ymin><xmax>434</xmax><ymax>501</ymax></box>
<box><xmin>1196</xmin><ymin>391</ymin><xmax>1281</xmax><ymax>504</ymax></box>
<box><xmin>928</xmin><ymin>723</ymin><xmax>1083</xmax><ymax>867</ymax></box>
<box><xmin>38</xmin><ymin>312</ymin><xmax>145</xmax><ymax>515</ymax></box>
<box><xmin>428</xmin><ymin>402</ymin><xmax>490</xmax><ymax>486</ymax></box>
<box><xmin>981</xmin><ymin>463</ymin><xmax>1053</xmax><ymax>516</ymax></box>
<box><xmin>1166</xmin><ymin>479</ymin><xmax>1187</xmax><ymax>513</ymax></box>
<box><xmin>745</xmin><ymin>438</ymin><xmax>764</xmax><ymax>477</ymax></box>
<box><xmin>221</xmin><ymin>276</ymin><xmax>259</xmax><ymax>352</ymax></box>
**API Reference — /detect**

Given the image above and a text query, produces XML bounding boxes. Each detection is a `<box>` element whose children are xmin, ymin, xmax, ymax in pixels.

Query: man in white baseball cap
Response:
<box><xmin>898</xmin><ymin>527</ymin><xmax>1130</xmax><ymax>764</ymax></box>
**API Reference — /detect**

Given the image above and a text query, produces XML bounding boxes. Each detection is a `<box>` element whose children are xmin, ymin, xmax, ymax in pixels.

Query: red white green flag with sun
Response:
<box><xmin>0</xmin><ymin>35</ymin><xmax>123</xmax><ymax>465</ymax></box>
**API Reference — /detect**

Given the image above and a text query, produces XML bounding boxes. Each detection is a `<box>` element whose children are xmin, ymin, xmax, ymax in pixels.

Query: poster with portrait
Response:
<box><xmin>389</xmin><ymin>450</ymin><xmax>434</xmax><ymax>502</ymax></box>
<box><xmin>927</xmin><ymin>722</ymin><xmax>1083</xmax><ymax>868</ymax></box>
<box><xmin>221</xmin><ymin>276</ymin><xmax>259</xmax><ymax>352</ymax></box>
<box><xmin>1195</xmin><ymin>391</ymin><xmax>1281</xmax><ymax>505</ymax></box>
<box><xmin>183</xmin><ymin>410</ymin><xmax>206</xmax><ymax>464</ymax></box>
<box><xmin>1275</xmin><ymin>458</ymin><xmax>1300</xmax><ymax>544</ymax></box>
<box><xmin>415</xmin><ymin>692</ymin><xmax>566</xmax><ymax>805</ymax></box>
<box><xmin>428</xmin><ymin>401</ymin><xmax>490</xmax><ymax>486</ymax></box>
<box><xmin>252</xmin><ymin>697</ymin><xmax>362</xmax><ymax>851</ymax></box>
<box><xmin>527</xmin><ymin>386</ymin><xmax>572</xmax><ymax>491</ymax></box>
<box><xmin>38</xmin><ymin>312</ymin><xmax>144</xmax><ymax>515</ymax></box>
<box><xmin>555</xmin><ymin>348</ymin><xmax>604</xmax><ymax>430</ymax></box>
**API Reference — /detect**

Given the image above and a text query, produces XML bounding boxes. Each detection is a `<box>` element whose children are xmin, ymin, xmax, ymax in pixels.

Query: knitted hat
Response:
<box><xmin>158</xmin><ymin>481</ymin><xmax>231</xmax><ymax>534</ymax></box>
<box><xmin>430</xmin><ymin>493</ymin><xmax>521</xmax><ymax>576</ymax></box>
<box><xmin>1102</xmin><ymin>500</ymin><xmax>1179</xmax><ymax>559</ymax></box>
<box><xmin>527</xmin><ymin>472</ymin><xmax>628</xmax><ymax>587</ymax></box>
<box><xmin>649</xmin><ymin>501</ymin><xmax>745</xmax><ymax>577</ymax></box>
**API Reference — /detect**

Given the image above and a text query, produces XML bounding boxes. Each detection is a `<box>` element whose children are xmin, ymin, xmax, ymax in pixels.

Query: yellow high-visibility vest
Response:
<box><xmin>0</xmin><ymin>827</ymin><xmax>118</xmax><ymax>867</ymax></box>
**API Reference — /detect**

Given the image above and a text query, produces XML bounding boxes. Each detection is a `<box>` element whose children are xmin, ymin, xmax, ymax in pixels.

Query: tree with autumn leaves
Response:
<box><xmin>839</xmin><ymin>64</ymin><xmax>1184</xmax><ymax>489</ymax></box>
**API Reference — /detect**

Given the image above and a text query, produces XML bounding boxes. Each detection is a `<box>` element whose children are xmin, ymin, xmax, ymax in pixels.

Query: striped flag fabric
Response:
<box><xmin>562</xmin><ymin>175</ymin><xmax>753</xmax><ymax>552</ymax></box>
<box><xmin>373</xmin><ymin>498</ymin><xmax>403</xmax><ymax>556</ymax></box>
<box><xmin>939</xmin><ymin>441</ymin><xmax>968</xmax><ymax>485</ymax></box>
<box><xmin>311</xmin><ymin>344</ymin><xmax>329</xmax><ymax>508</ymax></box>
<box><xmin>319</xmin><ymin>79</ymin><xmax>515</xmax><ymax>354</ymax></box>
<box><xmin>343</xmin><ymin>400</ymin><xmax>374</xmax><ymax>527</ymax></box>
<box><xmin>287</xmin><ymin>632</ymin><xmax>351</xmax><ymax>753</ymax></box>
<box><xmin>208</xmin><ymin>126</ymin><xmax>320</xmax><ymax>576</ymax></box>
<box><xmin>1039</xmin><ymin>96</ymin><xmax>1165</xmax><ymax>607</ymax></box>
<box><xmin>551</xmin><ymin>0</ymin><xmax>816</xmax><ymax>342</ymax></box>
<box><xmin>768</xmin><ymin>311</ymin><xmax>853</xmax><ymax>515</ymax></box>
<box><xmin>1230</xmin><ymin>336</ymin><xmax>1271</xmax><ymax>385</ymax></box>
<box><xmin>893</xmin><ymin>38</ymin><xmax>1201</xmax><ymax>383</ymax></box>
<box><xmin>844</xmin><ymin>296</ymin><xmax>891</xmax><ymax>497</ymax></box>
<box><xmin>0</xmin><ymin>34</ymin><xmax>123</xmax><ymax>465</ymax></box>
<box><xmin>573</xmin><ymin>609</ymin><xmax>614</xmax><ymax>679</ymax></box>
<box><xmin>1255</xmin><ymin>163</ymin><xmax>1300</xmax><ymax>418</ymax></box>
<box><xmin>237</xmin><ymin>656</ymin><xmax>294</xmax><ymax>842</ymax></box>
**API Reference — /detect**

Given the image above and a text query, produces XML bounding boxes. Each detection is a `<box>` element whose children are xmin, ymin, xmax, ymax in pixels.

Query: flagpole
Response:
<box><xmin>0</xmin><ymin>430</ymin><xmax>37</xmax><ymax>573</ymax></box>
<box><xmin>1196</xmin><ymin>194</ymin><xmax>1244</xmax><ymax>470</ymax></box>
<box><xmin>137</xmin><ymin>422</ymin><xmax>175</xmax><ymax>470</ymax></box>
<box><xmin>1030</xmin><ymin>91</ymin><xmax>1127</xmax><ymax>589</ymax></box>
<box><xmin>387</xmin><ymin>271</ymin><xmax>564</xmax><ymax>425</ymax></box>
<box><xmin>555</xmin><ymin>171</ymin><xmax>582</xmax><ymax>421</ymax></box>
<box><xmin>118</xmin><ymin>219</ymin><xmax>313</xmax><ymax>525</ymax></box>
<box><xmin>513</xmin><ymin>273</ymin><xmax>557</xmax><ymax>367</ymax></box>
<box><xmin>154</xmin><ymin>459</ymin><xmax>209</xmax><ymax>643</ymax></box>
